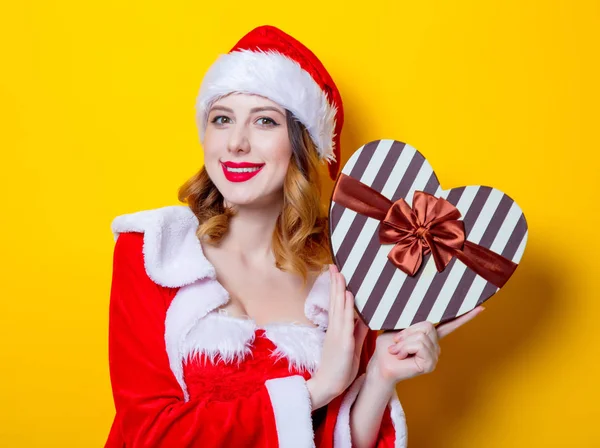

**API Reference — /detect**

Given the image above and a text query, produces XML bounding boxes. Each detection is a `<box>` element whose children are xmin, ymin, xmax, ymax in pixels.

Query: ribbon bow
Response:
<box><xmin>332</xmin><ymin>173</ymin><xmax>517</xmax><ymax>288</ymax></box>
<box><xmin>380</xmin><ymin>190</ymin><xmax>465</xmax><ymax>276</ymax></box>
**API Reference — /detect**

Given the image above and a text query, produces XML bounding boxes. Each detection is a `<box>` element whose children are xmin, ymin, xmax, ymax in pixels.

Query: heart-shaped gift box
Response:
<box><xmin>328</xmin><ymin>139</ymin><xmax>528</xmax><ymax>330</ymax></box>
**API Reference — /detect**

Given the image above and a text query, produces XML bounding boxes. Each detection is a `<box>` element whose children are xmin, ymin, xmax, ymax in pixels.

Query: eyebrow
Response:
<box><xmin>209</xmin><ymin>105</ymin><xmax>285</xmax><ymax>117</ymax></box>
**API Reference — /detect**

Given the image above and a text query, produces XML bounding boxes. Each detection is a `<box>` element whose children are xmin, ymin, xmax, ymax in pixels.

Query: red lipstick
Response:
<box><xmin>221</xmin><ymin>161</ymin><xmax>265</xmax><ymax>183</ymax></box>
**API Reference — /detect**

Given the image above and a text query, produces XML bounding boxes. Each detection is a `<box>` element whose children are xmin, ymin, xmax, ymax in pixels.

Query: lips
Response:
<box><xmin>221</xmin><ymin>161</ymin><xmax>265</xmax><ymax>183</ymax></box>
<box><xmin>222</xmin><ymin>161</ymin><xmax>265</xmax><ymax>168</ymax></box>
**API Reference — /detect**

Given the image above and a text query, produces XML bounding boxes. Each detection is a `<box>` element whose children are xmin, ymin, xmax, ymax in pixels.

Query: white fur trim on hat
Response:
<box><xmin>195</xmin><ymin>49</ymin><xmax>337</xmax><ymax>163</ymax></box>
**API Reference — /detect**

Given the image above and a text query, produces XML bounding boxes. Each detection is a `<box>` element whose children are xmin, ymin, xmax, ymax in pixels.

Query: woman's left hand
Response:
<box><xmin>366</xmin><ymin>306</ymin><xmax>485</xmax><ymax>385</ymax></box>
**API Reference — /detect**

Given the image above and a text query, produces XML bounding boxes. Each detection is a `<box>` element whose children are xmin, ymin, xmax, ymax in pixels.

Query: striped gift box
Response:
<box><xmin>329</xmin><ymin>139</ymin><xmax>528</xmax><ymax>330</ymax></box>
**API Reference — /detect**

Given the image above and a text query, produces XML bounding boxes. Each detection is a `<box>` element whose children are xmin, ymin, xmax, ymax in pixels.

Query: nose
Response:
<box><xmin>227</xmin><ymin>122</ymin><xmax>251</xmax><ymax>155</ymax></box>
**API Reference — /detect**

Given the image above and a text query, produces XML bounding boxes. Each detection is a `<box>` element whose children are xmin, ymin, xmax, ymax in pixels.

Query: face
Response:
<box><xmin>202</xmin><ymin>93</ymin><xmax>293</xmax><ymax>209</ymax></box>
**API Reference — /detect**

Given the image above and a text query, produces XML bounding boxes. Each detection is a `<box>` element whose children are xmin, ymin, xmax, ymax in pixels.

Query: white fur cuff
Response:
<box><xmin>265</xmin><ymin>375</ymin><xmax>315</xmax><ymax>448</ymax></box>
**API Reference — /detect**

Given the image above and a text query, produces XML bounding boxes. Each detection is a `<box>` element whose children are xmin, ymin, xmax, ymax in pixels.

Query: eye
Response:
<box><xmin>211</xmin><ymin>115</ymin><xmax>231</xmax><ymax>125</ymax></box>
<box><xmin>256</xmin><ymin>117</ymin><xmax>279</xmax><ymax>127</ymax></box>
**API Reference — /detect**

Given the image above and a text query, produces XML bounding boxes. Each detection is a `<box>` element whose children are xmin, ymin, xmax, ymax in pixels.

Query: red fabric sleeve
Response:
<box><xmin>314</xmin><ymin>329</ymin><xmax>399</xmax><ymax>447</ymax></box>
<box><xmin>105</xmin><ymin>232</ymin><xmax>280</xmax><ymax>448</ymax></box>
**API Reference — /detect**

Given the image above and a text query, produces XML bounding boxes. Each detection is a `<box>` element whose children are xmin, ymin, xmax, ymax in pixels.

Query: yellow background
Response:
<box><xmin>1</xmin><ymin>1</ymin><xmax>598</xmax><ymax>446</ymax></box>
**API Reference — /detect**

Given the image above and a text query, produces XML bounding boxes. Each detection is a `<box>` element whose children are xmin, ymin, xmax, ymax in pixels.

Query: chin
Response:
<box><xmin>222</xmin><ymin>187</ymin><xmax>283</xmax><ymax>209</ymax></box>
<box><xmin>220</xmin><ymin>188</ymin><xmax>261</xmax><ymax>206</ymax></box>
<box><xmin>211</xmin><ymin>175</ymin><xmax>284</xmax><ymax>208</ymax></box>
<box><xmin>223</xmin><ymin>196</ymin><xmax>255</xmax><ymax>207</ymax></box>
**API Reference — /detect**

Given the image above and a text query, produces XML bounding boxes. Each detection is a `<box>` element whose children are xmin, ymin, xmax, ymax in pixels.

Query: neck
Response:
<box><xmin>220</xmin><ymin>196</ymin><xmax>283</xmax><ymax>266</ymax></box>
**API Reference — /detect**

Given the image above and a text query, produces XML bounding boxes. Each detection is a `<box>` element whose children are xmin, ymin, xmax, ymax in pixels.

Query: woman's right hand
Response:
<box><xmin>306</xmin><ymin>264</ymin><xmax>370</xmax><ymax>410</ymax></box>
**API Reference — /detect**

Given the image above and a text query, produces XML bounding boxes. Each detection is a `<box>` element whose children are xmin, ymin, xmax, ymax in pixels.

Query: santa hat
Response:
<box><xmin>195</xmin><ymin>25</ymin><xmax>344</xmax><ymax>180</ymax></box>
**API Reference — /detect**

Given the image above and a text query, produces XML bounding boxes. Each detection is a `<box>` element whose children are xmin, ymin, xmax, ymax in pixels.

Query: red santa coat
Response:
<box><xmin>105</xmin><ymin>205</ymin><xmax>408</xmax><ymax>447</ymax></box>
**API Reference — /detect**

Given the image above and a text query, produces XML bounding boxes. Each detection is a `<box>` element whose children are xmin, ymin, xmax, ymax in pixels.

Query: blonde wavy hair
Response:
<box><xmin>177</xmin><ymin>110</ymin><xmax>333</xmax><ymax>287</ymax></box>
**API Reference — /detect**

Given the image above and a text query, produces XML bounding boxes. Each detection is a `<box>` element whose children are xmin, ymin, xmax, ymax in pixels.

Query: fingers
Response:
<box><xmin>394</xmin><ymin>338</ymin><xmax>431</xmax><ymax>362</ymax></box>
<box><xmin>344</xmin><ymin>290</ymin><xmax>355</xmax><ymax>339</ymax></box>
<box><xmin>336</xmin><ymin>266</ymin><xmax>347</xmax><ymax>331</ymax></box>
<box><xmin>389</xmin><ymin>333</ymin><xmax>439</xmax><ymax>375</ymax></box>
<box><xmin>328</xmin><ymin>264</ymin><xmax>352</xmax><ymax>334</ymax></box>
<box><xmin>393</xmin><ymin>320</ymin><xmax>439</xmax><ymax>346</ymax></box>
<box><xmin>328</xmin><ymin>264</ymin><xmax>337</xmax><ymax>318</ymax></box>
<box><xmin>388</xmin><ymin>331</ymin><xmax>438</xmax><ymax>360</ymax></box>
<box><xmin>436</xmin><ymin>306</ymin><xmax>485</xmax><ymax>339</ymax></box>
<box><xmin>328</xmin><ymin>264</ymin><xmax>359</xmax><ymax>352</ymax></box>
<box><xmin>338</xmin><ymin>269</ymin><xmax>357</xmax><ymax>342</ymax></box>
<box><xmin>328</xmin><ymin>264</ymin><xmax>341</xmax><ymax>329</ymax></box>
<box><xmin>396</xmin><ymin>339</ymin><xmax>437</xmax><ymax>374</ymax></box>
<box><xmin>353</xmin><ymin>314</ymin><xmax>369</xmax><ymax>357</ymax></box>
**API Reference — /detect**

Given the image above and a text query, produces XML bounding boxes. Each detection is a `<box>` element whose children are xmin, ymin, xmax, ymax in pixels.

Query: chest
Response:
<box><xmin>202</xmin><ymin>244</ymin><xmax>319</xmax><ymax>327</ymax></box>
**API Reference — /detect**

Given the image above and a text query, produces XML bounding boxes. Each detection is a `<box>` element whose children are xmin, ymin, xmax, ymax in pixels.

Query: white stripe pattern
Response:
<box><xmin>360</xmin><ymin>160</ymin><xmax>436</xmax><ymax>329</ymax></box>
<box><xmin>425</xmin><ymin>188</ymin><xmax>505</xmax><ymax>324</ymax></box>
<box><xmin>513</xmin><ymin>230</ymin><xmax>528</xmax><ymax>263</ymax></box>
<box><xmin>348</xmin><ymin>144</ymin><xmax>419</xmax><ymax>309</ymax></box>
<box><xmin>331</xmin><ymin>140</ymin><xmax>393</xmax><ymax>253</ymax></box>
<box><xmin>329</xmin><ymin>145</ymin><xmax>362</xmax><ymax>252</ymax></box>
<box><xmin>457</xmin><ymin>201</ymin><xmax>524</xmax><ymax>316</ymax></box>
<box><xmin>342</xmin><ymin>144</ymin><xmax>422</xmax><ymax>297</ymax></box>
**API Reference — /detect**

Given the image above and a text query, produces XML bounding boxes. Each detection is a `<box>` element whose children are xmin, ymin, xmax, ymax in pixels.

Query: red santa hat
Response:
<box><xmin>195</xmin><ymin>25</ymin><xmax>344</xmax><ymax>180</ymax></box>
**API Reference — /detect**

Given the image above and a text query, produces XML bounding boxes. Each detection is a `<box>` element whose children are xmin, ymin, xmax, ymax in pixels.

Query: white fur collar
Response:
<box><xmin>111</xmin><ymin>205</ymin><xmax>214</xmax><ymax>288</ymax></box>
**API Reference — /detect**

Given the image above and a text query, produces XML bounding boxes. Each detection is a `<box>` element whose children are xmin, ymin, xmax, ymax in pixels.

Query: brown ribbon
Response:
<box><xmin>332</xmin><ymin>173</ymin><xmax>518</xmax><ymax>288</ymax></box>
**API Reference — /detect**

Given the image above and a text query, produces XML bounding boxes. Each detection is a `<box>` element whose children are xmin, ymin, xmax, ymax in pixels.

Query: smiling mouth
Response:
<box><xmin>221</xmin><ymin>162</ymin><xmax>265</xmax><ymax>183</ymax></box>
<box><xmin>223</xmin><ymin>166</ymin><xmax>263</xmax><ymax>173</ymax></box>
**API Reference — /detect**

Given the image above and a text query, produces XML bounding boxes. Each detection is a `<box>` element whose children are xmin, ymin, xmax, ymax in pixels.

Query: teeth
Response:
<box><xmin>225</xmin><ymin>166</ymin><xmax>262</xmax><ymax>173</ymax></box>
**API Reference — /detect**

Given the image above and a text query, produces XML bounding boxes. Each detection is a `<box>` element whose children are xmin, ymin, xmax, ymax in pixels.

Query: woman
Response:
<box><xmin>105</xmin><ymin>25</ymin><xmax>483</xmax><ymax>447</ymax></box>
